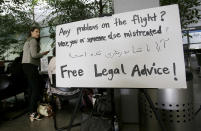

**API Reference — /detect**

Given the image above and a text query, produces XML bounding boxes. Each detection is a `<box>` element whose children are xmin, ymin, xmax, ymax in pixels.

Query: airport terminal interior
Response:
<box><xmin>1</xmin><ymin>1</ymin><xmax>201</xmax><ymax>131</ymax></box>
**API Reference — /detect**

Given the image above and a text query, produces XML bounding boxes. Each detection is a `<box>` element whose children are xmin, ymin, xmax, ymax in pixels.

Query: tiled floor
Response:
<box><xmin>0</xmin><ymin>99</ymin><xmax>82</xmax><ymax>131</ymax></box>
<box><xmin>0</xmin><ymin>55</ymin><xmax>201</xmax><ymax>131</ymax></box>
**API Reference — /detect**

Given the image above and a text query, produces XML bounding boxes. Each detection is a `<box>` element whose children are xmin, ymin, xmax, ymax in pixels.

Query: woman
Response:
<box><xmin>22</xmin><ymin>26</ymin><xmax>49</xmax><ymax>122</ymax></box>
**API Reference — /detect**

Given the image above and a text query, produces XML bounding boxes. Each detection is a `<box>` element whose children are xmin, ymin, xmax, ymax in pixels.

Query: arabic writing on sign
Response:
<box><xmin>69</xmin><ymin>50</ymin><xmax>102</xmax><ymax>58</ymax></box>
<box><xmin>68</xmin><ymin>38</ymin><xmax>170</xmax><ymax>59</ymax></box>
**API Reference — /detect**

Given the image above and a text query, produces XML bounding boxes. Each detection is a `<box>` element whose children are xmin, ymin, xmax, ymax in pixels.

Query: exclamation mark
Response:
<box><xmin>173</xmin><ymin>63</ymin><xmax>178</xmax><ymax>81</ymax></box>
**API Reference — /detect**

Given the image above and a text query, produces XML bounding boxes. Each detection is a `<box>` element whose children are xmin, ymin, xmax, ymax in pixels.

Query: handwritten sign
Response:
<box><xmin>56</xmin><ymin>4</ymin><xmax>187</xmax><ymax>88</ymax></box>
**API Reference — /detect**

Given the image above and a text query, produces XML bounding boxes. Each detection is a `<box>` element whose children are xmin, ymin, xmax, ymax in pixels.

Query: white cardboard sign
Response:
<box><xmin>56</xmin><ymin>4</ymin><xmax>187</xmax><ymax>88</ymax></box>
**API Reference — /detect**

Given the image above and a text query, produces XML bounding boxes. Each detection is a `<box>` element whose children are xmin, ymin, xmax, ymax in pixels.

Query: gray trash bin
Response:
<box><xmin>139</xmin><ymin>71</ymin><xmax>194</xmax><ymax>131</ymax></box>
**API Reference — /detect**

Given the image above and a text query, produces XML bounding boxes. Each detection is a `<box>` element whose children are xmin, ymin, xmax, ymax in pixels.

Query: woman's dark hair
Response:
<box><xmin>28</xmin><ymin>26</ymin><xmax>40</xmax><ymax>42</ymax></box>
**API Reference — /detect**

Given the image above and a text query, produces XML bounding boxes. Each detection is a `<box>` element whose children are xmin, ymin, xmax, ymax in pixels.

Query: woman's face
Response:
<box><xmin>31</xmin><ymin>28</ymin><xmax>40</xmax><ymax>39</ymax></box>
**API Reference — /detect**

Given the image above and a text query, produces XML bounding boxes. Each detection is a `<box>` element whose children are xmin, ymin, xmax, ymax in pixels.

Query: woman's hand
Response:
<box><xmin>42</xmin><ymin>51</ymin><xmax>49</xmax><ymax>55</ymax></box>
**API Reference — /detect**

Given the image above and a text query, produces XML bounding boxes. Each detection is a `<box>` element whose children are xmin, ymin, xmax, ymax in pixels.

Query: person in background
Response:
<box><xmin>22</xmin><ymin>26</ymin><xmax>49</xmax><ymax>122</ymax></box>
<box><xmin>48</xmin><ymin>47</ymin><xmax>56</xmax><ymax>85</ymax></box>
<box><xmin>47</xmin><ymin>47</ymin><xmax>62</xmax><ymax>109</ymax></box>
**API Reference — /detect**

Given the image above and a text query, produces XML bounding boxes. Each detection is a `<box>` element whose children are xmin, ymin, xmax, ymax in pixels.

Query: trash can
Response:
<box><xmin>139</xmin><ymin>71</ymin><xmax>194</xmax><ymax>131</ymax></box>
